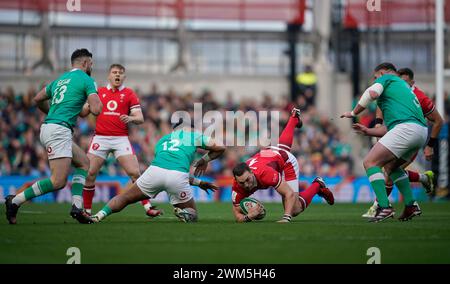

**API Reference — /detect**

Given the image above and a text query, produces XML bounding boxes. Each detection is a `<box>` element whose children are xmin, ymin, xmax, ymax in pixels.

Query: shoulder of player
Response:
<box><xmin>98</xmin><ymin>86</ymin><xmax>108</xmax><ymax>92</ymax></box>
<box><xmin>120</xmin><ymin>86</ymin><xmax>138</xmax><ymax>97</ymax></box>
<box><xmin>413</xmin><ymin>85</ymin><xmax>427</xmax><ymax>98</ymax></box>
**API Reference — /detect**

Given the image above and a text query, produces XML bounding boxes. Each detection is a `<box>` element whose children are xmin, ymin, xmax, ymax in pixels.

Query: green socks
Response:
<box><xmin>95</xmin><ymin>205</ymin><xmax>113</xmax><ymax>221</ymax></box>
<box><xmin>12</xmin><ymin>178</ymin><xmax>54</xmax><ymax>206</ymax></box>
<box><xmin>72</xmin><ymin>168</ymin><xmax>87</xmax><ymax>209</ymax></box>
<box><xmin>366</xmin><ymin>167</ymin><xmax>390</xmax><ymax>208</ymax></box>
<box><xmin>390</xmin><ymin>168</ymin><xmax>415</xmax><ymax>206</ymax></box>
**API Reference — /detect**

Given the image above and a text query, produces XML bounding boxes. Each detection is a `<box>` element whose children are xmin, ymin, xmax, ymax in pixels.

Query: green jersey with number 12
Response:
<box><xmin>44</xmin><ymin>68</ymin><xmax>97</xmax><ymax>129</ymax></box>
<box><xmin>152</xmin><ymin>129</ymin><xmax>210</xmax><ymax>173</ymax></box>
<box><xmin>375</xmin><ymin>74</ymin><xmax>427</xmax><ymax>130</ymax></box>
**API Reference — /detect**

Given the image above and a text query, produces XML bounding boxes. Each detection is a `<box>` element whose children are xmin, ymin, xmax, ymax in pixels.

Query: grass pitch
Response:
<box><xmin>1</xmin><ymin>202</ymin><xmax>450</xmax><ymax>264</ymax></box>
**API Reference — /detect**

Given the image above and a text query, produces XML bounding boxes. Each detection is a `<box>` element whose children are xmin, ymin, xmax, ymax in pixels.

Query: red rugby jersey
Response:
<box><xmin>412</xmin><ymin>85</ymin><xmax>435</xmax><ymax>117</ymax></box>
<box><xmin>95</xmin><ymin>85</ymin><xmax>141</xmax><ymax>136</ymax></box>
<box><xmin>231</xmin><ymin>148</ymin><xmax>290</xmax><ymax>205</ymax></box>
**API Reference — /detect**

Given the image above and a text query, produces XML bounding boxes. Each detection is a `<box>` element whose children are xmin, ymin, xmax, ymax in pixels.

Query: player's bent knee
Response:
<box><xmin>363</xmin><ymin>157</ymin><xmax>376</xmax><ymax>169</ymax></box>
<box><xmin>50</xmin><ymin>177</ymin><xmax>67</xmax><ymax>190</ymax></box>
<box><xmin>129</xmin><ymin>172</ymin><xmax>140</xmax><ymax>182</ymax></box>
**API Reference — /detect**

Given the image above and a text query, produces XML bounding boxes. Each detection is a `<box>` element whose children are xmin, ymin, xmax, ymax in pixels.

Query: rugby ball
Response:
<box><xmin>239</xmin><ymin>197</ymin><xmax>266</xmax><ymax>220</ymax></box>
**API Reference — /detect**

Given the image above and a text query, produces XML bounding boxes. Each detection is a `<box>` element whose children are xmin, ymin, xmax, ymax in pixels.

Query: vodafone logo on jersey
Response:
<box><xmin>107</xmin><ymin>100</ymin><xmax>118</xmax><ymax>111</ymax></box>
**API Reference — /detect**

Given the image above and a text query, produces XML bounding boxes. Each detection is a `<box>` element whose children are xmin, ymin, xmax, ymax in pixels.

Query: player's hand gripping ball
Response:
<box><xmin>239</xmin><ymin>197</ymin><xmax>266</xmax><ymax>220</ymax></box>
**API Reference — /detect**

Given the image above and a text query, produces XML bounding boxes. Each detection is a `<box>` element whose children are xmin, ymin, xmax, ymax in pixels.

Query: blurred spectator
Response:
<box><xmin>296</xmin><ymin>65</ymin><xmax>317</xmax><ymax>109</ymax></box>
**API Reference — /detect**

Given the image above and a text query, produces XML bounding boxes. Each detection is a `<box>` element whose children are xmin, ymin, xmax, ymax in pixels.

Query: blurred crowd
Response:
<box><xmin>0</xmin><ymin>83</ymin><xmax>353</xmax><ymax>179</ymax></box>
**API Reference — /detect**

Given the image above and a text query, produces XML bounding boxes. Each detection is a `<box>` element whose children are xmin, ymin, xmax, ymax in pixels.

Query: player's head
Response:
<box><xmin>397</xmin><ymin>67</ymin><xmax>415</xmax><ymax>87</ymax></box>
<box><xmin>108</xmin><ymin>64</ymin><xmax>126</xmax><ymax>89</ymax></box>
<box><xmin>233</xmin><ymin>162</ymin><xmax>257</xmax><ymax>191</ymax></box>
<box><xmin>373</xmin><ymin>62</ymin><xmax>397</xmax><ymax>80</ymax></box>
<box><xmin>71</xmin><ymin>48</ymin><xmax>93</xmax><ymax>76</ymax></box>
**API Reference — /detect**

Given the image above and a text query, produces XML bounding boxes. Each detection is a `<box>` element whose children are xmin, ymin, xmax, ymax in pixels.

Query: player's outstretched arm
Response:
<box><xmin>189</xmin><ymin>177</ymin><xmax>219</xmax><ymax>194</ymax></box>
<box><xmin>341</xmin><ymin>83</ymin><xmax>383</xmax><ymax>118</ymax></box>
<box><xmin>352</xmin><ymin>123</ymin><xmax>387</xmax><ymax>137</ymax></box>
<box><xmin>193</xmin><ymin>140</ymin><xmax>226</xmax><ymax>176</ymax></box>
<box><xmin>275</xmin><ymin>181</ymin><xmax>297</xmax><ymax>222</ymax></box>
<box><xmin>87</xmin><ymin>93</ymin><xmax>103</xmax><ymax>116</ymax></box>
<box><xmin>34</xmin><ymin>87</ymin><xmax>50</xmax><ymax>114</ymax></box>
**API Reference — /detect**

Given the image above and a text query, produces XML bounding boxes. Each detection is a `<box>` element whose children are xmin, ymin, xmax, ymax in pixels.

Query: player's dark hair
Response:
<box><xmin>374</xmin><ymin>62</ymin><xmax>397</xmax><ymax>73</ymax></box>
<box><xmin>109</xmin><ymin>63</ymin><xmax>126</xmax><ymax>72</ymax></box>
<box><xmin>397</xmin><ymin>68</ymin><xmax>414</xmax><ymax>80</ymax></box>
<box><xmin>71</xmin><ymin>48</ymin><xmax>93</xmax><ymax>64</ymax></box>
<box><xmin>233</xmin><ymin>162</ymin><xmax>251</xmax><ymax>177</ymax></box>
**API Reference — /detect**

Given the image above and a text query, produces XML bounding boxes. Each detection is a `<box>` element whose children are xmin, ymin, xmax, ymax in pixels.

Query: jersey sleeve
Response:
<box><xmin>231</xmin><ymin>182</ymin><xmax>249</xmax><ymax>205</ymax></box>
<box><xmin>374</xmin><ymin>75</ymin><xmax>390</xmax><ymax>94</ymax></box>
<box><xmin>45</xmin><ymin>80</ymin><xmax>55</xmax><ymax>98</ymax></box>
<box><xmin>260</xmin><ymin>168</ymin><xmax>282</xmax><ymax>189</ymax></box>
<box><xmin>85</xmin><ymin>77</ymin><xmax>98</xmax><ymax>96</ymax></box>
<box><xmin>129</xmin><ymin>90</ymin><xmax>141</xmax><ymax>111</ymax></box>
<box><xmin>416</xmin><ymin>90</ymin><xmax>435</xmax><ymax>116</ymax></box>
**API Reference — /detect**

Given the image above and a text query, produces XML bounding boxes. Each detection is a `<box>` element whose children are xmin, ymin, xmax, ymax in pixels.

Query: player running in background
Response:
<box><xmin>5</xmin><ymin>48</ymin><xmax>103</xmax><ymax>224</ymax></box>
<box><xmin>354</xmin><ymin>67</ymin><xmax>443</xmax><ymax>218</ymax></box>
<box><xmin>82</xmin><ymin>64</ymin><xmax>161</xmax><ymax>217</ymax></box>
<box><xmin>341</xmin><ymin>63</ymin><xmax>429</xmax><ymax>222</ymax></box>
<box><xmin>90</xmin><ymin>118</ymin><xmax>225</xmax><ymax>223</ymax></box>
<box><xmin>231</xmin><ymin>108</ymin><xmax>335</xmax><ymax>223</ymax></box>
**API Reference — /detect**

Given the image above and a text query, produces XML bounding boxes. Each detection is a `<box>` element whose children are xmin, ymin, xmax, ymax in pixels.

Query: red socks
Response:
<box><xmin>298</xmin><ymin>182</ymin><xmax>320</xmax><ymax>208</ymax></box>
<box><xmin>407</xmin><ymin>170</ymin><xmax>420</xmax><ymax>183</ymax></box>
<box><xmin>278</xmin><ymin>116</ymin><xmax>299</xmax><ymax>150</ymax></box>
<box><xmin>82</xmin><ymin>185</ymin><xmax>95</xmax><ymax>211</ymax></box>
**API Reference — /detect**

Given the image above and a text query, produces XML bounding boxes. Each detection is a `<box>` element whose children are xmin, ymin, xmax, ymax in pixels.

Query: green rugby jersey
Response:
<box><xmin>374</xmin><ymin>74</ymin><xmax>427</xmax><ymax>130</ymax></box>
<box><xmin>152</xmin><ymin>129</ymin><xmax>210</xmax><ymax>173</ymax></box>
<box><xmin>44</xmin><ymin>69</ymin><xmax>97</xmax><ymax>130</ymax></box>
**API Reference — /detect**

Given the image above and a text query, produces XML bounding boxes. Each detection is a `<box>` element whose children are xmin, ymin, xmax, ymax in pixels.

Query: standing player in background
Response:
<box><xmin>82</xmin><ymin>64</ymin><xmax>161</xmax><ymax>217</ymax></box>
<box><xmin>355</xmin><ymin>67</ymin><xmax>443</xmax><ymax>218</ymax></box>
<box><xmin>231</xmin><ymin>108</ymin><xmax>335</xmax><ymax>223</ymax></box>
<box><xmin>342</xmin><ymin>63</ymin><xmax>428</xmax><ymax>222</ymax></box>
<box><xmin>5</xmin><ymin>48</ymin><xmax>103</xmax><ymax>224</ymax></box>
<box><xmin>90</xmin><ymin>118</ymin><xmax>225</xmax><ymax>223</ymax></box>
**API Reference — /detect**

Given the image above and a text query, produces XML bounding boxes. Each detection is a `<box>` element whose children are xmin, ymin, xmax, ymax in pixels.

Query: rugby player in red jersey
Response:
<box><xmin>231</xmin><ymin>108</ymin><xmax>335</xmax><ymax>223</ymax></box>
<box><xmin>82</xmin><ymin>64</ymin><xmax>161</xmax><ymax>217</ymax></box>
<box><xmin>353</xmin><ymin>68</ymin><xmax>443</xmax><ymax>220</ymax></box>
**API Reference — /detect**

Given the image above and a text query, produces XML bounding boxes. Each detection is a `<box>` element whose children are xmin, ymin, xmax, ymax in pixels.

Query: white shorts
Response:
<box><xmin>40</xmin><ymin>123</ymin><xmax>73</xmax><ymax>160</ymax></box>
<box><xmin>378</xmin><ymin>123</ymin><xmax>428</xmax><ymax>161</ymax></box>
<box><xmin>136</xmin><ymin>165</ymin><xmax>193</xmax><ymax>205</ymax></box>
<box><xmin>268</xmin><ymin>146</ymin><xmax>300</xmax><ymax>192</ymax></box>
<box><xmin>88</xmin><ymin>135</ymin><xmax>134</xmax><ymax>160</ymax></box>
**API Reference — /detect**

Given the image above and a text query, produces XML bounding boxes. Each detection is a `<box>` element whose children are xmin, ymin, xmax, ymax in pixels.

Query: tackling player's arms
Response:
<box><xmin>193</xmin><ymin>138</ymin><xmax>225</xmax><ymax>176</ymax></box>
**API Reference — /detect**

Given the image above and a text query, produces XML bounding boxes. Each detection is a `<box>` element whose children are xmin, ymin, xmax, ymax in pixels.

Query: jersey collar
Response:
<box><xmin>107</xmin><ymin>84</ymin><xmax>125</xmax><ymax>92</ymax></box>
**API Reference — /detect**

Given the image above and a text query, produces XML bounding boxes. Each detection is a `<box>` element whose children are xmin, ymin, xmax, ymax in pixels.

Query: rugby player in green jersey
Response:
<box><xmin>341</xmin><ymin>63</ymin><xmax>428</xmax><ymax>222</ymax></box>
<box><xmin>5</xmin><ymin>49</ymin><xmax>103</xmax><ymax>224</ymax></box>
<box><xmin>91</xmin><ymin>118</ymin><xmax>225</xmax><ymax>223</ymax></box>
